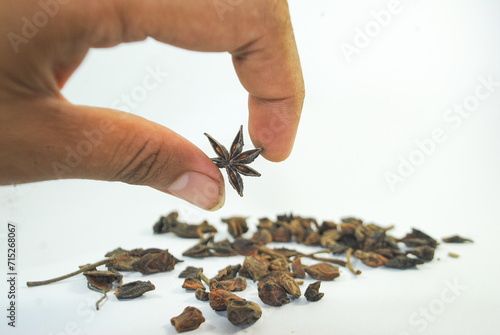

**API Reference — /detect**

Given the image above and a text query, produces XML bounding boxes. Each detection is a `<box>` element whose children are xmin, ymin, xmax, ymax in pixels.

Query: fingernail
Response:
<box><xmin>168</xmin><ymin>171</ymin><xmax>225</xmax><ymax>211</ymax></box>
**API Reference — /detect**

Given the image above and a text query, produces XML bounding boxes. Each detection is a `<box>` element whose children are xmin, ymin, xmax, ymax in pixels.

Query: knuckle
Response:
<box><xmin>259</xmin><ymin>0</ymin><xmax>291</xmax><ymax>28</ymax></box>
<box><xmin>113</xmin><ymin>136</ymin><xmax>167</xmax><ymax>186</ymax></box>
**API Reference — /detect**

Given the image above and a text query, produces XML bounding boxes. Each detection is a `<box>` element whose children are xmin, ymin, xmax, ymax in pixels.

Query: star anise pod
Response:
<box><xmin>204</xmin><ymin>125</ymin><xmax>263</xmax><ymax>197</ymax></box>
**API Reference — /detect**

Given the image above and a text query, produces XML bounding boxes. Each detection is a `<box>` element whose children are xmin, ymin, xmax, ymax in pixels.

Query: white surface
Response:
<box><xmin>1</xmin><ymin>1</ymin><xmax>500</xmax><ymax>334</ymax></box>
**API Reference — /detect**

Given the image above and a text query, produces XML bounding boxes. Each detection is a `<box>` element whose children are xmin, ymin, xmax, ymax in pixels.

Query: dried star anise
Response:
<box><xmin>205</xmin><ymin>125</ymin><xmax>263</xmax><ymax>196</ymax></box>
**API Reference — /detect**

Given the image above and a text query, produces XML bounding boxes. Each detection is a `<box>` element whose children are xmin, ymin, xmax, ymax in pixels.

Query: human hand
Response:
<box><xmin>0</xmin><ymin>0</ymin><xmax>305</xmax><ymax>210</ymax></box>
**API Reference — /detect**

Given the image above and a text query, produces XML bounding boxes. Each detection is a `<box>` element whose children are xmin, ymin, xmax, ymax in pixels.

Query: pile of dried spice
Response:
<box><xmin>26</xmin><ymin>248</ymin><xmax>181</xmax><ymax>310</ymax></box>
<box><xmin>25</xmin><ymin>211</ymin><xmax>473</xmax><ymax>332</ymax></box>
<box><xmin>153</xmin><ymin>211</ymin><xmax>473</xmax><ymax>332</ymax></box>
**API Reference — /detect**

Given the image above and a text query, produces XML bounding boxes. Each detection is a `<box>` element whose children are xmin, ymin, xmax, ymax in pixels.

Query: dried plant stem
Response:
<box><xmin>308</xmin><ymin>255</ymin><xmax>347</xmax><ymax>267</ymax></box>
<box><xmin>26</xmin><ymin>259</ymin><xmax>111</xmax><ymax>287</ymax></box>
<box><xmin>346</xmin><ymin>248</ymin><xmax>362</xmax><ymax>275</ymax></box>
<box><xmin>299</xmin><ymin>249</ymin><xmax>331</xmax><ymax>258</ymax></box>
<box><xmin>255</xmin><ymin>245</ymin><xmax>287</xmax><ymax>259</ymax></box>
<box><xmin>95</xmin><ymin>290</ymin><xmax>107</xmax><ymax>310</ymax></box>
<box><xmin>199</xmin><ymin>273</ymin><xmax>210</xmax><ymax>285</ymax></box>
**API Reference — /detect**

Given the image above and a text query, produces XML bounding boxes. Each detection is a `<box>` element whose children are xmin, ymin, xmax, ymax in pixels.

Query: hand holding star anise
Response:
<box><xmin>205</xmin><ymin>126</ymin><xmax>263</xmax><ymax>197</ymax></box>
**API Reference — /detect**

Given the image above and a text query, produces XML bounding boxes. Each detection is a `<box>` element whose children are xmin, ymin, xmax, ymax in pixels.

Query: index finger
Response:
<box><xmin>40</xmin><ymin>0</ymin><xmax>305</xmax><ymax>161</ymax></box>
<box><xmin>231</xmin><ymin>2</ymin><xmax>305</xmax><ymax>162</ymax></box>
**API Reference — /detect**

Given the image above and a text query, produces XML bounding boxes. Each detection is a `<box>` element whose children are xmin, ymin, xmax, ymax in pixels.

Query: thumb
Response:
<box><xmin>0</xmin><ymin>98</ymin><xmax>225</xmax><ymax>210</ymax></box>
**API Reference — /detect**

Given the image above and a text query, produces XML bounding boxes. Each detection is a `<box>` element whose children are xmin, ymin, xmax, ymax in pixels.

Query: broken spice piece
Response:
<box><xmin>132</xmin><ymin>250</ymin><xmax>181</xmax><ymax>274</ymax></box>
<box><xmin>257</xmin><ymin>272</ymin><xmax>301</xmax><ymax>306</ymax></box>
<box><xmin>222</xmin><ymin>217</ymin><xmax>249</xmax><ymax>238</ymax></box>
<box><xmin>227</xmin><ymin>300</ymin><xmax>262</xmax><ymax>325</ymax></box>
<box><xmin>209</xmin><ymin>277</ymin><xmax>247</xmax><ymax>292</ymax></box>
<box><xmin>178</xmin><ymin>266</ymin><xmax>204</xmax><ymax>278</ymax></box>
<box><xmin>304</xmin><ymin>281</ymin><xmax>324</xmax><ymax>302</ymax></box>
<box><xmin>182</xmin><ymin>277</ymin><xmax>205</xmax><ymax>291</ymax></box>
<box><xmin>239</xmin><ymin>255</ymin><xmax>270</xmax><ymax>281</ymax></box>
<box><xmin>213</xmin><ymin>264</ymin><xmax>241</xmax><ymax>281</ymax></box>
<box><xmin>291</xmin><ymin>258</ymin><xmax>306</xmax><ymax>279</ymax></box>
<box><xmin>384</xmin><ymin>255</ymin><xmax>424</xmax><ymax>269</ymax></box>
<box><xmin>399</xmin><ymin>228</ymin><xmax>438</xmax><ymax>248</ymax></box>
<box><xmin>354</xmin><ymin>250</ymin><xmax>388</xmax><ymax>267</ymax></box>
<box><xmin>305</xmin><ymin>263</ymin><xmax>340</xmax><ymax>281</ymax></box>
<box><xmin>83</xmin><ymin>270</ymin><xmax>123</xmax><ymax>310</ymax></box>
<box><xmin>115</xmin><ymin>280</ymin><xmax>155</xmax><ymax>300</ymax></box>
<box><xmin>195</xmin><ymin>288</ymin><xmax>209</xmax><ymax>301</ymax></box>
<box><xmin>205</xmin><ymin>125</ymin><xmax>263</xmax><ymax>197</ymax></box>
<box><xmin>171</xmin><ymin>306</ymin><xmax>205</xmax><ymax>332</ymax></box>
<box><xmin>406</xmin><ymin>245</ymin><xmax>435</xmax><ymax>261</ymax></box>
<box><xmin>153</xmin><ymin>211</ymin><xmax>217</xmax><ymax>238</ymax></box>
<box><xmin>442</xmin><ymin>235</ymin><xmax>474</xmax><ymax>243</ymax></box>
<box><xmin>208</xmin><ymin>289</ymin><xmax>245</xmax><ymax>311</ymax></box>
<box><xmin>183</xmin><ymin>234</ymin><xmax>238</xmax><ymax>258</ymax></box>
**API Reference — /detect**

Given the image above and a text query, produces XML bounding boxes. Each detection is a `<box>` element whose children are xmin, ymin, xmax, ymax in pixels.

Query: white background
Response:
<box><xmin>1</xmin><ymin>0</ymin><xmax>500</xmax><ymax>334</ymax></box>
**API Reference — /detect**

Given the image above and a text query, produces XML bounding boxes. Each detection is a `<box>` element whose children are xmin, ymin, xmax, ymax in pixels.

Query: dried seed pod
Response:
<box><xmin>304</xmin><ymin>230</ymin><xmax>320</xmax><ymax>246</ymax></box>
<box><xmin>272</xmin><ymin>224</ymin><xmax>292</xmax><ymax>242</ymax></box>
<box><xmin>83</xmin><ymin>270</ymin><xmax>123</xmax><ymax>292</ymax></box>
<box><xmin>195</xmin><ymin>288</ymin><xmax>209</xmax><ymax>301</ymax></box>
<box><xmin>105</xmin><ymin>247</ymin><xmax>128</xmax><ymax>258</ymax></box>
<box><xmin>213</xmin><ymin>264</ymin><xmax>242</xmax><ymax>281</ymax></box>
<box><xmin>110</xmin><ymin>253</ymin><xmax>140</xmax><ymax>271</ymax></box>
<box><xmin>341</xmin><ymin>217</ymin><xmax>363</xmax><ymax>225</ymax></box>
<box><xmin>406</xmin><ymin>245</ymin><xmax>435</xmax><ymax>261</ymax></box>
<box><xmin>171</xmin><ymin>306</ymin><xmax>205</xmax><ymax>332</ymax></box>
<box><xmin>384</xmin><ymin>255</ymin><xmax>424</xmax><ymax>269</ymax></box>
<box><xmin>257</xmin><ymin>281</ymin><xmax>289</xmax><ymax>306</ymax></box>
<box><xmin>257</xmin><ymin>271</ymin><xmax>301</xmax><ymax>307</ymax></box>
<box><xmin>233</xmin><ymin>238</ymin><xmax>258</xmax><ymax>256</ymax></box>
<box><xmin>222</xmin><ymin>217</ymin><xmax>249</xmax><ymax>238</ymax></box>
<box><xmin>257</xmin><ymin>217</ymin><xmax>274</xmax><ymax>230</ymax></box>
<box><xmin>183</xmin><ymin>235</ymin><xmax>238</xmax><ymax>258</ymax></box>
<box><xmin>339</xmin><ymin>223</ymin><xmax>358</xmax><ymax>236</ymax></box>
<box><xmin>442</xmin><ymin>235</ymin><xmax>473</xmax><ymax>243</ymax></box>
<box><xmin>304</xmin><ymin>263</ymin><xmax>340</xmax><ymax>281</ymax></box>
<box><xmin>400</xmin><ymin>228</ymin><xmax>438</xmax><ymax>248</ymax></box>
<box><xmin>329</xmin><ymin>242</ymin><xmax>349</xmax><ymax>255</ymax></box>
<box><xmin>251</xmin><ymin>229</ymin><xmax>273</xmax><ymax>244</ymax></box>
<box><xmin>354</xmin><ymin>250</ymin><xmax>388</xmax><ymax>267</ymax></box>
<box><xmin>83</xmin><ymin>270</ymin><xmax>123</xmax><ymax>310</ymax></box>
<box><xmin>375</xmin><ymin>248</ymin><xmax>404</xmax><ymax>259</ymax></box>
<box><xmin>172</xmin><ymin>220</ymin><xmax>217</xmax><ymax>239</ymax></box>
<box><xmin>115</xmin><ymin>280</ymin><xmax>155</xmax><ymax>299</ymax></box>
<box><xmin>154</xmin><ymin>212</ymin><xmax>217</xmax><ymax>238</ymax></box>
<box><xmin>209</xmin><ymin>277</ymin><xmax>247</xmax><ymax>292</ymax></box>
<box><xmin>269</xmin><ymin>258</ymin><xmax>290</xmax><ymax>272</ymax></box>
<box><xmin>133</xmin><ymin>250</ymin><xmax>180</xmax><ymax>274</ymax></box>
<box><xmin>182</xmin><ymin>277</ymin><xmax>205</xmax><ymax>290</ymax></box>
<box><xmin>320</xmin><ymin>230</ymin><xmax>342</xmax><ymax>248</ymax></box>
<box><xmin>362</xmin><ymin>230</ymin><xmax>386</xmax><ymax>251</ymax></box>
<box><xmin>290</xmin><ymin>219</ymin><xmax>305</xmax><ymax>243</ymax></box>
<box><xmin>227</xmin><ymin>300</ymin><xmax>262</xmax><ymax>325</ymax></box>
<box><xmin>208</xmin><ymin>289</ymin><xmax>245</xmax><ymax>311</ymax></box>
<box><xmin>153</xmin><ymin>211</ymin><xmax>180</xmax><ymax>234</ymax></box>
<box><xmin>304</xmin><ymin>281</ymin><xmax>324</xmax><ymax>302</ymax></box>
<box><xmin>318</xmin><ymin>221</ymin><xmax>337</xmax><ymax>234</ymax></box>
<box><xmin>178</xmin><ymin>266</ymin><xmax>204</xmax><ymax>278</ymax></box>
<box><xmin>291</xmin><ymin>258</ymin><xmax>306</xmax><ymax>279</ymax></box>
<box><xmin>239</xmin><ymin>255</ymin><xmax>270</xmax><ymax>281</ymax></box>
